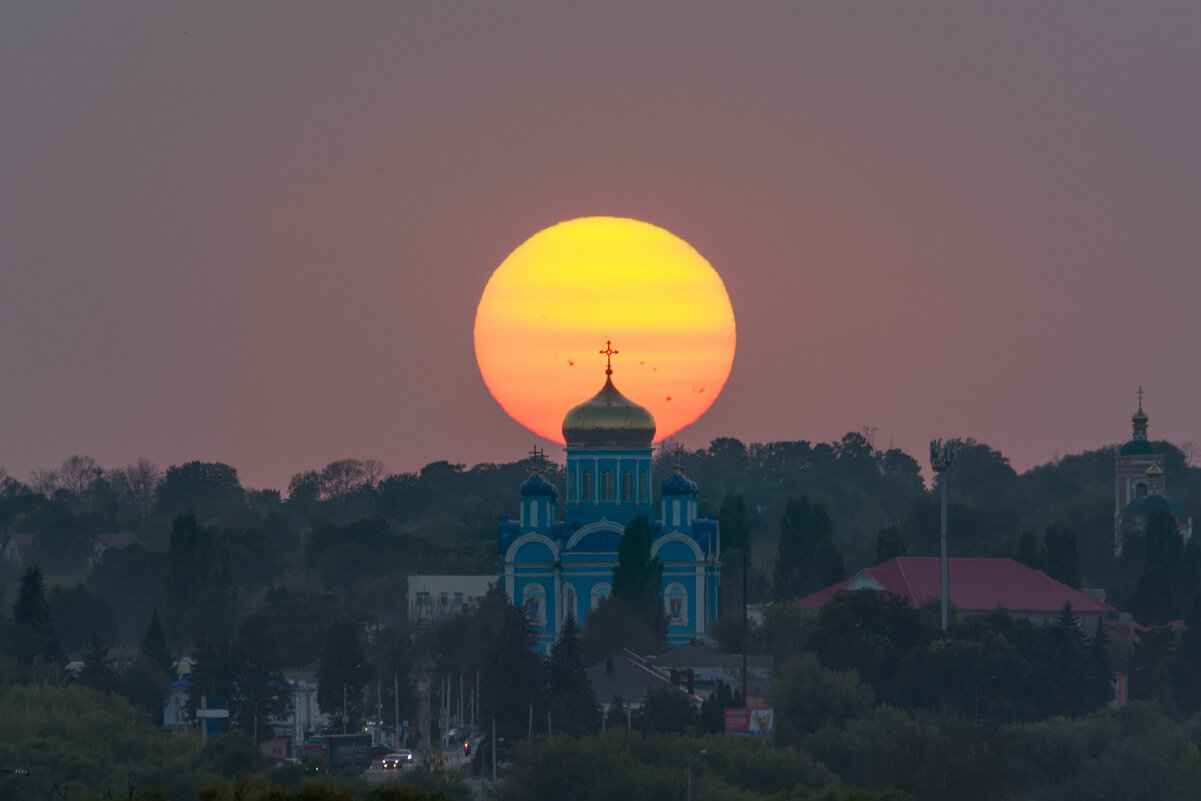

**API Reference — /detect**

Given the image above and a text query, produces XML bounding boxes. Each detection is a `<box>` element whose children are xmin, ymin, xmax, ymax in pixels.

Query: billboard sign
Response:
<box><xmin>723</xmin><ymin>707</ymin><xmax>773</xmax><ymax>737</ymax></box>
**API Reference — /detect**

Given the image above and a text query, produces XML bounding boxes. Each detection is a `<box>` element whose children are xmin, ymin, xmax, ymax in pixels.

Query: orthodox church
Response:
<box><xmin>1114</xmin><ymin>389</ymin><xmax>1192</xmax><ymax>555</ymax></box>
<box><xmin>498</xmin><ymin>346</ymin><xmax>721</xmax><ymax>654</ymax></box>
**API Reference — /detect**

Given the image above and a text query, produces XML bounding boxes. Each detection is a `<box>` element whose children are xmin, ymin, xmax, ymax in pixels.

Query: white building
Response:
<box><xmin>407</xmin><ymin>575</ymin><xmax>495</xmax><ymax>624</ymax></box>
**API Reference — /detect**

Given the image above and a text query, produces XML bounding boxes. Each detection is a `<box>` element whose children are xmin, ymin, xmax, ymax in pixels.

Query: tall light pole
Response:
<box><xmin>930</xmin><ymin>440</ymin><xmax>957</xmax><ymax>632</ymax></box>
<box><xmin>687</xmin><ymin>749</ymin><xmax>707</xmax><ymax>801</ymax></box>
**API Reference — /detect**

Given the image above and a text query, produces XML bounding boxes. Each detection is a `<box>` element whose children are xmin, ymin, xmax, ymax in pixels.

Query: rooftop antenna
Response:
<box><xmin>930</xmin><ymin>439</ymin><xmax>958</xmax><ymax>632</ymax></box>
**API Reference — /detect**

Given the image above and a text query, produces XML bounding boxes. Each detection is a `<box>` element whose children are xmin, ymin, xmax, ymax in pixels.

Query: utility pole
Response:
<box><xmin>930</xmin><ymin>440</ymin><xmax>958</xmax><ymax>632</ymax></box>
<box><xmin>741</xmin><ymin>542</ymin><xmax>748</xmax><ymax>704</ymax></box>
<box><xmin>687</xmin><ymin>749</ymin><xmax>707</xmax><ymax>801</ymax></box>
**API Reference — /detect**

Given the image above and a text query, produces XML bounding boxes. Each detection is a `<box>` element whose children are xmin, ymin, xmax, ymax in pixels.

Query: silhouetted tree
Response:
<box><xmin>317</xmin><ymin>621</ymin><xmax>373</xmax><ymax>732</ymax></box>
<box><xmin>47</xmin><ymin>584</ymin><xmax>118</xmax><ymax>655</ymax></box>
<box><xmin>611</xmin><ymin>515</ymin><xmax>664</xmax><ymax>643</ymax></box>
<box><xmin>719</xmin><ymin>493</ymin><xmax>751</xmax><ymax>554</ymax></box>
<box><xmin>875</xmin><ymin>525</ymin><xmax>907</xmax><ymax>563</ymax></box>
<box><xmin>807</xmin><ymin>591</ymin><xmax>930</xmax><ymax>703</ymax></box>
<box><xmin>773</xmin><ymin>497</ymin><xmax>844</xmax><ymax>600</ymax></box>
<box><xmin>1043</xmin><ymin>527</ymin><xmax>1080</xmax><ymax>588</ymax></box>
<box><xmin>546</xmin><ymin>616</ymin><xmax>598</xmax><ymax>735</ymax></box>
<box><xmin>481</xmin><ymin>603</ymin><xmax>544</xmax><ymax>741</ymax></box>
<box><xmin>1015</xmin><ymin>531</ymin><xmax>1040</xmax><ymax>569</ymax></box>
<box><xmin>1033</xmin><ymin>604</ymin><xmax>1093</xmax><ymax>717</ymax></box>
<box><xmin>1172</xmin><ymin>591</ymin><xmax>1201</xmax><ymax>717</ymax></box>
<box><xmin>77</xmin><ymin>633</ymin><xmax>117</xmax><ymax>694</ymax></box>
<box><xmin>11</xmin><ymin>565</ymin><xmax>60</xmax><ymax>663</ymax></box>
<box><xmin>1130</xmin><ymin>509</ymin><xmax>1188</xmax><ymax>625</ymax></box>
<box><xmin>1128</xmin><ymin>624</ymin><xmax>1177</xmax><ymax>713</ymax></box>
<box><xmin>156</xmin><ymin>461</ymin><xmax>244</xmax><ymax>520</ymax></box>
<box><xmin>699</xmin><ymin>679</ymin><xmax>743</xmax><ymax>733</ymax></box>
<box><xmin>1086</xmin><ymin>616</ymin><xmax>1115</xmax><ymax>710</ymax></box>
<box><xmin>141</xmin><ymin>607</ymin><xmax>172</xmax><ymax>673</ymax></box>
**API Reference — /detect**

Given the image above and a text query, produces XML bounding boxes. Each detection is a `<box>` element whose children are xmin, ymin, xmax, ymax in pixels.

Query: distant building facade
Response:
<box><xmin>1114</xmin><ymin>392</ymin><xmax>1192</xmax><ymax>555</ymax></box>
<box><xmin>499</xmin><ymin>357</ymin><xmax>721</xmax><ymax>654</ymax></box>
<box><xmin>798</xmin><ymin>557</ymin><xmax>1115</xmax><ymax>632</ymax></box>
<box><xmin>407</xmin><ymin>575</ymin><xmax>495</xmax><ymax>625</ymax></box>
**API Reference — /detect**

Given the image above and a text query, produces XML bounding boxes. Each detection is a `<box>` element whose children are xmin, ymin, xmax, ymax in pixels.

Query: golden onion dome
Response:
<box><xmin>562</xmin><ymin>374</ymin><xmax>656</xmax><ymax>449</ymax></box>
<box><xmin>1133</xmin><ymin>406</ymin><xmax>1149</xmax><ymax>425</ymax></box>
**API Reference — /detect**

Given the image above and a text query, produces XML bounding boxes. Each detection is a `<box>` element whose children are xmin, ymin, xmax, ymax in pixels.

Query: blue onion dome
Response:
<box><xmin>520</xmin><ymin>473</ymin><xmax>559</xmax><ymax>500</ymax></box>
<box><xmin>562</xmin><ymin>375</ymin><xmax>656</xmax><ymax>449</ymax></box>
<box><xmin>1126</xmin><ymin>493</ymin><xmax>1187</xmax><ymax>518</ymax></box>
<box><xmin>661</xmin><ymin>472</ymin><xmax>698</xmax><ymax>496</ymax></box>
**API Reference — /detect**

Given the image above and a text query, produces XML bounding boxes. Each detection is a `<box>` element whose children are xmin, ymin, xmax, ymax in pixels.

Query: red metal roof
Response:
<box><xmin>798</xmin><ymin>557</ymin><xmax>1114</xmax><ymax>614</ymax></box>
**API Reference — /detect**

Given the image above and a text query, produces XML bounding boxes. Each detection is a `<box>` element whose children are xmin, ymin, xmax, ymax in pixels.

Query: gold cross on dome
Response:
<box><xmin>599</xmin><ymin>340</ymin><xmax>619</xmax><ymax>375</ymax></box>
<box><xmin>1136</xmin><ymin>385</ymin><xmax>1145</xmax><ymax>408</ymax></box>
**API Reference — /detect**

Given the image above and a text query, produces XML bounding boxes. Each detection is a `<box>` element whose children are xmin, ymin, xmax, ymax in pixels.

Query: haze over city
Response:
<box><xmin>3</xmin><ymin>3</ymin><xmax>1200</xmax><ymax>490</ymax></box>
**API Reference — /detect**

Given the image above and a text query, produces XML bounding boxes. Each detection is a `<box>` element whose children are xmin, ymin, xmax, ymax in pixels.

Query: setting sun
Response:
<box><xmin>474</xmin><ymin>217</ymin><xmax>736</xmax><ymax>445</ymax></box>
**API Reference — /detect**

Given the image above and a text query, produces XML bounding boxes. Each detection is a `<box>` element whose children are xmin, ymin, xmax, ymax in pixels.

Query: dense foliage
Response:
<box><xmin>4</xmin><ymin>430</ymin><xmax>1201</xmax><ymax>798</ymax></box>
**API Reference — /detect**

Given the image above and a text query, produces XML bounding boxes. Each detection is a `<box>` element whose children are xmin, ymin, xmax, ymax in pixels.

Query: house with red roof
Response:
<box><xmin>798</xmin><ymin>557</ymin><xmax>1114</xmax><ymax>632</ymax></box>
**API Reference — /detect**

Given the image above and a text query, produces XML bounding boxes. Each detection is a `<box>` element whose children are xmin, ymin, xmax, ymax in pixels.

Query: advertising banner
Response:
<box><xmin>723</xmin><ymin>707</ymin><xmax>773</xmax><ymax>737</ymax></box>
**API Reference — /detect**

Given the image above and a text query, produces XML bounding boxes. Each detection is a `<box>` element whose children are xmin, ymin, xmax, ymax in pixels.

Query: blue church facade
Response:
<box><xmin>497</xmin><ymin>363</ymin><xmax>721</xmax><ymax>654</ymax></box>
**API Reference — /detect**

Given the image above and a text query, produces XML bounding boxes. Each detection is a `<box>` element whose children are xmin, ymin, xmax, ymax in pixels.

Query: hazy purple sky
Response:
<box><xmin>3</xmin><ymin>3</ymin><xmax>1199</xmax><ymax>492</ymax></box>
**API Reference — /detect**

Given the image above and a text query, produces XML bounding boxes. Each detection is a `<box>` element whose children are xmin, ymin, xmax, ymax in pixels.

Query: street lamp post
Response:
<box><xmin>687</xmin><ymin>749</ymin><xmax>707</xmax><ymax>801</ymax></box>
<box><xmin>930</xmin><ymin>440</ymin><xmax>957</xmax><ymax>632</ymax></box>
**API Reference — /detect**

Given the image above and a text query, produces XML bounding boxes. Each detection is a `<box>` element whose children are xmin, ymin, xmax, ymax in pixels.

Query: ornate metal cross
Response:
<box><xmin>528</xmin><ymin>445</ymin><xmax>546</xmax><ymax>472</ymax></box>
<box><xmin>599</xmin><ymin>340</ymin><xmax>619</xmax><ymax>375</ymax></box>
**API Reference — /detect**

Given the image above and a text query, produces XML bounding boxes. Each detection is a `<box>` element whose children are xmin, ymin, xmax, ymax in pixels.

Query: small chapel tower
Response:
<box><xmin>1114</xmin><ymin>388</ymin><xmax>1192</xmax><ymax>554</ymax></box>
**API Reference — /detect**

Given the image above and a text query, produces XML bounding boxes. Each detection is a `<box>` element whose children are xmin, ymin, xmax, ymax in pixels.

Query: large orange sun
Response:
<box><xmin>474</xmin><ymin>216</ymin><xmax>736</xmax><ymax>444</ymax></box>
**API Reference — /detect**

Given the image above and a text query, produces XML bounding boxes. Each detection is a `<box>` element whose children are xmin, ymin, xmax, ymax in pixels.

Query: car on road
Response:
<box><xmin>381</xmin><ymin>751</ymin><xmax>413</xmax><ymax>770</ymax></box>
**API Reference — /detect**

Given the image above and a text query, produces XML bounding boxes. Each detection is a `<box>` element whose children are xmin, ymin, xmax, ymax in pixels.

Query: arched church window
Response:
<box><xmin>600</xmin><ymin>470</ymin><xmax>614</xmax><ymax>502</ymax></box>
<box><xmin>590</xmin><ymin>583</ymin><xmax>611</xmax><ymax>610</ymax></box>
<box><xmin>621</xmin><ymin>469</ymin><xmax>634</xmax><ymax>503</ymax></box>
<box><xmin>582</xmin><ymin>469</ymin><xmax>594</xmax><ymax>502</ymax></box>
<box><xmin>640</xmin><ymin>469</ymin><xmax>649</xmax><ymax>501</ymax></box>
<box><xmin>522</xmin><ymin>583</ymin><xmax>547</xmax><ymax>626</ymax></box>
<box><xmin>563</xmin><ymin>585</ymin><xmax>577</xmax><ymax>623</ymax></box>
<box><xmin>1136</xmin><ymin>482</ymin><xmax>1148</xmax><ymax>498</ymax></box>
<box><xmin>567</xmin><ymin>467</ymin><xmax>576</xmax><ymax>502</ymax></box>
<box><xmin>663</xmin><ymin>583</ymin><xmax>689</xmax><ymax>625</ymax></box>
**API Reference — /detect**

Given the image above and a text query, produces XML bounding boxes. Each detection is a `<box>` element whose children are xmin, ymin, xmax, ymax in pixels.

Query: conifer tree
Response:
<box><xmin>611</xmin><ymin>515</ymin><xmax>665</xmax><ymax>642</ymax></box>
<box><xmin>11</xmin><ymin>565</ymin><xmax>60</xmax><ymax>663</ymax></box>
<box><xmin>1086</xmin><ymin>617</ymin><xmax>1115</xmax><ymax>710</ymax></box>
<box><xmin>719</xmin><ymin>493</ymin><xmax>751</xmax><ymax>554</ymax></box>
<box><xmin>78</xmin><ymin>633</ymin><xmax>117</xmax><ymax>694</ymax></box>
<box><xmin>1128</xmin><ymin>624</ymin><xmax>1177</xmax><ymax>713</ymax></box>
<box><xmin>481</xmin><ymin>603</ymin><xmax>544</xmax><ymax>740</ymax></box>
<box><xmin>317</xmin><ymin>620</ymin><xmax>373</xmax><ymax>732</ymax></box>
<box><xmin>1130</xmin><ymin>509</ymin><xmax>1188</xmax><ymax>625</ymax></box>
<box><xmin>546</xmin><ymin>616</ymin><xmax>598</xmax><ymax>735</ymax></box>
<box><xmin>774</xmin><ymin>497</ymin><xmax>844</xmax><ymax>600</ymax></box>
<box><xmin>875</xmin><ymin>525</ymin><xmax>907</xmax><ymax>563</ymax></box>
<box><xmin>1033</xmin><ymin>604</ymin><xmax>1092</xmax><ymax>718</ymax></box>
<box><xmin>141</xmin><ymin>607</ymin><xmax>172</xmax><ymax>673</ymax></box>
<box><xmin>1043</xmin><ymin>527</ymin><xmax>1080</xmax><ymax>589</ymax></box>
<box><xmin>1172</xmin><ymin>591</ymin><xmax>1201</xmax><ymax>717</ymax></box>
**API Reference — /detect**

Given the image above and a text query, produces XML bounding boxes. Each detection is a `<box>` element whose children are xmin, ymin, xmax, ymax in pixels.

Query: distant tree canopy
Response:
<box><xmin>773</xmin><ymin>497</ymin><xmax>844</xmax><ymax>601</ymax></box>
